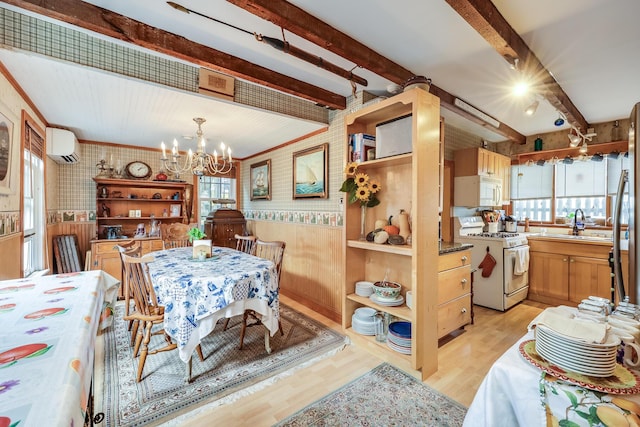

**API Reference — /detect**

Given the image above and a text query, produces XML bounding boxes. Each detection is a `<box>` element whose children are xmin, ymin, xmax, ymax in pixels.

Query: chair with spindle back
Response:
<box><xmin>235</xmin><ymin>234</ymin><xmax>256</xmax><ymax>255</ymax></box>
<box><xmin>236</xmin><ymin>239</ymin><xmax>286</xmax><ymax>350</ymax></box>
<box><xmin>115</xmin><ymin>241</ymin><xmax>142</xmax><ymax>345</ymax></box>
<box><xmin>121</xmin><ymin>253</ymin><xmax>204</xmax><ymax>382</ymax></box>
<box><xmin>222</xmin><ymin>234</ymin><xmax>259</xmax><ymax>332</ymax></box>
<box><xmin>160</xmin><ymin>223</ymin><xmax>192</xmax><ymax>249</ymax></box>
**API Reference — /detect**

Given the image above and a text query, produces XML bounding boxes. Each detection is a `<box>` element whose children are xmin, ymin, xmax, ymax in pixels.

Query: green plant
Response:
<box><xmin>187</xmin><ymin>227</ymin><xmax>206</xmax><ymax>242</ymax></box>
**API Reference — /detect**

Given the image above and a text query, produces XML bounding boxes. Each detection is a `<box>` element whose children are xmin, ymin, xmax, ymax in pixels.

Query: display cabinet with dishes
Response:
<box><xmin>93</xmin><ymin>177</ymin><xmax>191</xmax><ymax>239</ymax></box>
<box><xmin>342</xmin><ymin>87</ymin><xmax>441</xmax><ymax>380</ymax></box>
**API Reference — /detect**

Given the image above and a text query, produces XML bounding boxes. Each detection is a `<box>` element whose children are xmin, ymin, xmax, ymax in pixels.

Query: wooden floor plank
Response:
<box><xmin>179</xmin><ymin>297</ymin><xmax>547</xmax><ymax>426</ymax></box>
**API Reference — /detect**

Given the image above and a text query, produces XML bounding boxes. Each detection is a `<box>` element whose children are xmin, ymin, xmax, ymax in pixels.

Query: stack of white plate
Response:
<box><xmin>535</xmin><ymin>324</ymin><xmax>619</xmax><ymax>377</ymax></box>
<box><xmin>370</xmin><ymin>293</ymin><xmax>405</xmax><ymax>307</ymax></box>
<box><xmin>352</xmin><ymin>307</ymin><xmax>380</xmax><ymax>336</ymax></box>
<box><xmin>355</xmin><ymin>281</ymin><xmax>374</xmax><ymax>297</ymax></box>
<box><xmin>387</xmin><ymin>321</ymin><xmax>412</xmax><ymax>355</ymax></box>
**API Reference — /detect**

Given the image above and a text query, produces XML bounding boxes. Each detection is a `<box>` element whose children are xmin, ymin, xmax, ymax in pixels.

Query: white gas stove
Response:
<box><xmin>454</xmin><ymin>216</ymin><xmax>530</xmax><ymax>311</ymax></box>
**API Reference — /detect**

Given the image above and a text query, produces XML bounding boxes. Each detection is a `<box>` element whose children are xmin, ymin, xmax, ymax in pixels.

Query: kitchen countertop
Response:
<box><xmin>439</xmin><ymin>241</ymin><xmax>473</xmax><ymax>255</ymax></box>
<box><xmin>526</xmin><ymin>234</ymin><xmax>631</xmax><ymax>251</ymax></box>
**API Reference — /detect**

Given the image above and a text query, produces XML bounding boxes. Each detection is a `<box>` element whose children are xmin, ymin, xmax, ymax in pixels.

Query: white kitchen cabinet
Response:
<box><xmin>454</xmin><ymin>147</ymin><xmax>511</xmax><ymax>205</ymax></box>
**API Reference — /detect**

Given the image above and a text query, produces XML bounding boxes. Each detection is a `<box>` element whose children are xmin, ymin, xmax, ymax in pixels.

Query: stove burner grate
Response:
<box><xmin>466</xmin><ymin>232</ymin><xmax>520</xmax><ymax>238</ymax></box>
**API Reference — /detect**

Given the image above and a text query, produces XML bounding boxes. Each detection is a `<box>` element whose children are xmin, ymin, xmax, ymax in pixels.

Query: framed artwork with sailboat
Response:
<box><xmin>250</xmin><ymin>159</ymin><xmax>271</xmax><ymax>200</ymax></box>
<box><xmin>293</xmin><ymin>143</ymin><xmax>328</xmax><ymax>199</ymax></box>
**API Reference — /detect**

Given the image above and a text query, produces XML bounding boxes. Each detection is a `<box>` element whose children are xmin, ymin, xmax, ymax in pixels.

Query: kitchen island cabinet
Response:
<box><xmin>342</xmin><ymin>87</ymin><xmax>441</xmax><ymax>380</ymax></box>
<box><xmin>527</xmin><ymin>236</ymin><xmax>622</xmax><ymax>305</ymax></box>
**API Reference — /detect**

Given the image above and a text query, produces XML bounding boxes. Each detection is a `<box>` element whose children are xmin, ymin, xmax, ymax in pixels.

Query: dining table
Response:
<box><xmin>146</xmin><ymin>246</ymin><xmax>279</xmax><ymax>365</ymax></box>
<box><xmin>464</xmin><ymin>317</ymin><xmax>640</xmax><ymax>426</ymax></box>
<box><xmin>0</xmin><ymin>270</ymin><xmax>119</xmax><ymax>427</ymax></box>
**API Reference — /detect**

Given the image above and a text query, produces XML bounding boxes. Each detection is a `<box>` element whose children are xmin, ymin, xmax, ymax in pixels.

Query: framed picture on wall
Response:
<box><xmin>0</xmin><ymin>109</ymin><xmax>15</xmax><ymax>195</ymax></box>
<box><xmin>169</xmin><ymin>204</ymin><xmax>181</xmax><ymax>217</ymax></box>
<box><xmin>293</xmin><ymin>143</ymin><xmax>328</xmax><ymax>199</ymax></box>
<box><xmin>250</xmin><ymin>159</ymin><xmax>271</xmax><ymax>200</ymax></box>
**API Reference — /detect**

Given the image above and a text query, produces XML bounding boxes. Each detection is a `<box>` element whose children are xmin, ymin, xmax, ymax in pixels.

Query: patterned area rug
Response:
<box><xmin>275</xmin><ymin>363</ymin><xmax>467</xmax><ymax>427</ymax></box>
<box><xmin>97</xmin><ymin>303</ymin><xmax>346</xmax><ymax>426</ymax></box>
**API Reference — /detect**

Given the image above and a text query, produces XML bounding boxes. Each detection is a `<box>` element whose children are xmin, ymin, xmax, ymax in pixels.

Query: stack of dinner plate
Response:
<box><xmin>355</xmin><ymin>281</ymin><xmax>374</xmax><ymax>297</ymax></box>
<box><xmin>535</xmin><ymin>324</ymin><xmax>619</xmax><ymax>377</ymax></box>
<box><xmin>351</xmin><ymin>307</ymin><xmax>380</xmax><ymax>336</ymax></box>
<box><xmin>370</xmin><ymin>293</ymin><xmax>405</xmax><ymax>307</ymax></box>
<box><xmin>387</xmin><ymin>321</ymin><xmax>412</xmax><ymax>355</ymax></box>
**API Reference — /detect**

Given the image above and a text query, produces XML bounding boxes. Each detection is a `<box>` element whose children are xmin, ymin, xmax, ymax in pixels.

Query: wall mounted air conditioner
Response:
<box><xmin>46</xmin><ymin>127</ymin><xmax>80</xmax><ymax>164</ymax></box>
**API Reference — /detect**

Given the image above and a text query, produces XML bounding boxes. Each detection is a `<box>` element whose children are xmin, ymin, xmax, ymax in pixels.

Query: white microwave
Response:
<box><xmin>454</xmin><ymin>175</ymin><xmax>502</xmax><ymax>207</ymax></box>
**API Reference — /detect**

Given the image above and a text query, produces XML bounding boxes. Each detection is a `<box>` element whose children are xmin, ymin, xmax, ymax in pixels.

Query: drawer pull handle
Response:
<box><xmin>461</xmin><ymin>308</ymin><xmax>467</xmax><ymax>314</ymax></box>
<box><xmin>563</xmin><ymin>258</ymin><xmax>568</xmax><ymax>262</ymax></box>
<box><xmin>460</xmin><ymin>278</ymin><xmax>468</xmax><ymax>285</ymax></box>
<box><xmin>461</xmin><ymin>256</ymin><xmax>468</xmax><ymax>263</ymax></box>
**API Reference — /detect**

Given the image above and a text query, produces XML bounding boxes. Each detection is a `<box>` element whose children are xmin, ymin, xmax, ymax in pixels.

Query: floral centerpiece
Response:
<box><xmin>340</xmin><ymin>162</ymin><xmax>381</xmax><ymax>239</ymax></box>
<box><xmin>188</xmin><ymin>226</ymin><xmax>211</xmax><ymax>260</ymax></box>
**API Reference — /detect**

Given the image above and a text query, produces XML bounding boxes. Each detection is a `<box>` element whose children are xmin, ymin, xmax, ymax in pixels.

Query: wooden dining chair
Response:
<box><xmin>121</xmin><ymin>253</ymin><xmax>204</xmax><ymax>382</ymax></box>
<box><xmin>115</xmin><ymin>241</ymin><xmax>142</xmax><ymax>345</ymax></box>
<box><xmin>237</xmin><ymin>239</ymin><xmax>286</xmax><ymax>350</ymax></box>
<box><xmin>235</xmin><ymin>234</ymin><xmax>257</xmax><ymax>255</ymax></box>
<box><xmin>221</xmin><ymin>234</ymin><xmax>258</xmax><ymax>332</ymax></box>
<box><xmin>160</xmin><ymin>222</ymin><xmax>192</xmax><ymax>249</ymax></box>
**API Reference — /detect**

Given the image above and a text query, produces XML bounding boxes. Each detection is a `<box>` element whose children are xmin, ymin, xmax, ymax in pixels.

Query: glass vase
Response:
<box><xmin>359</xmin><ymin>204</ymin><xmax>367</xmax><ymax>241</ymax></box>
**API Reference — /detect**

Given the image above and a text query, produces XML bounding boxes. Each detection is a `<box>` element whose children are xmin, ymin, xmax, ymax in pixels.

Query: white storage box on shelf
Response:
<box><xmin>375</xmin><ymin>114</ymin><xmax>412</xmax><ymax>159</ymax></box>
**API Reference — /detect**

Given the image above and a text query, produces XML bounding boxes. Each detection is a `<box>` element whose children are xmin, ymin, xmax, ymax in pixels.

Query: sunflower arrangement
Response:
<box><xmin>339</xmin><ymin>162</ymin><xmax>381</xmax><ymax>207</ymax></box>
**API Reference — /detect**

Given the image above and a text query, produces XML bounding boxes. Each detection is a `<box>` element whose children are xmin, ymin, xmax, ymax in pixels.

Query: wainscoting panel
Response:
<box><xmin>0</xmin><ymin>234</ymin><xmax>21</xmax><ymax>279</ymax></box>
<box><xmin>250</xmin><ymin>220</ymin><xmax>343</xmax><ymax>322</ymax></box>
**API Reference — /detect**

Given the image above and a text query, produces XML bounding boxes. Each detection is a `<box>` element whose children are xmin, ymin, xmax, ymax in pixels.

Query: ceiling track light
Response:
<box><xmin>504</xmin><ymin>55</ymin><xmax>519</xmax><ymax>70</ymax></box>
<box><xmin>579</xmin><ymin>142</ymin><xmax>588</xmax><ymax>154</ymax></box>
<box><xmin>524</xmin><ymin>99</ymin><xmax>539</xmax><ymax>116</ymax></box>
<box><xmin>568</xmin><ymin>125</ymin><xmax>596</xmax><ymax>149</ymax></box>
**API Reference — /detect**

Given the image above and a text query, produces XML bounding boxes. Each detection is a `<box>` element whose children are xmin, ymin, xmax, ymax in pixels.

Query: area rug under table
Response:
<box><xmin>275</xmin><ymin>363</ymin><xmax>467</xmax><ymax>427</ymax></box>
<box><xmin>97</xmin><ymin>303</ymin><xmax>346</xmax><ymax>427</ymax></box>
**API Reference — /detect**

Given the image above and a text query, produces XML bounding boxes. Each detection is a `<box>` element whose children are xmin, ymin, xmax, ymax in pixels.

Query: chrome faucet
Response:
<box><xmin>573</xmin><ymin>208</ymin><xmax>586</xmax><ymax>235</ymax></box>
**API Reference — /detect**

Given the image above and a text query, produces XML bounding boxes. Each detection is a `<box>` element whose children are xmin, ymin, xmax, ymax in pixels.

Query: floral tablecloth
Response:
<box><xmin>0</xmin><ymin>270</ymin><xmax>119</xmax><ymax>427</ymax></box>
<box><xmin>464</xmin><ymin>330</ymin><xmax>640</xmax><ymax>426</ymax></box>
<box><xmin>147</xmin><ymin>246</ymin><xmax>279</xmax><ymax>363</ymax></box>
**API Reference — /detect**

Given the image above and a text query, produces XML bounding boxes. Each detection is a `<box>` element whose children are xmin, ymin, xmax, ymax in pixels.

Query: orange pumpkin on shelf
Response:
<box><xmin>383</xmin><ymin>216</ymin><xmax>400</xmax><ymax>235</ymax></box>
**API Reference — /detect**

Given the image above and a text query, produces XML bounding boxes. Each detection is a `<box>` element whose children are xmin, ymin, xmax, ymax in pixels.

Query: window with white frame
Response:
<box><xmin>23</xmin><ymin>123</ymin><xmax>45</xmax><ymax>276</ymax></box>
<box><xmin>510</xmin><ymin>155</ymin><xmax>628</xmax><ymax>225</ymax></box>
<box><xmin>511</xmin><ymin>162</ymin><xmax>553</xmax><ymax>221</ymax></box>
<box><xmin>197</xmin><ymin>175</ymin><xmax>236</xmax><ymax>227</ymax></box>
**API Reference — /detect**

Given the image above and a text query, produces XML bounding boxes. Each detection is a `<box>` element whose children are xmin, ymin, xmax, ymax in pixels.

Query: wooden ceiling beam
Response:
<box><xmin>4</xmin><ymin>0</ymin><xmax>346</xmax><ymax>110</ymax></box>
<box><xmin>227</xmin><ymin>0</ymin><xmax>525</xmax><ymax>144</ymax></box>
<box><xmin>444</xmin><ymin>0</ymin><xmax>589</xmax><ymax>132</ymax></box>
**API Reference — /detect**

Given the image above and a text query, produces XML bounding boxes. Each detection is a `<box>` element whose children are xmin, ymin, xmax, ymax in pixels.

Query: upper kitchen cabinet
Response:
<box><xmin>454</xmin><ymin>147</ymin><xmax>511</xmax><ymax>205</ymax></box>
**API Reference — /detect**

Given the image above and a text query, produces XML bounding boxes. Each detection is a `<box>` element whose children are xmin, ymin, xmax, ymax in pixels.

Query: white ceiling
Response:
<box><xmin>1</xmin><ymin>0</ymin><xmax>639</xmax><ymax>158</ymax></box>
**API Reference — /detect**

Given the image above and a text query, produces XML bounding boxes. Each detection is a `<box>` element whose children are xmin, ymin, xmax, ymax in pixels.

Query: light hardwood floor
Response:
<box><xmin>182</xmin><ymin>297</ymin><xmax>548</xmax><ymax>426</ymax></box>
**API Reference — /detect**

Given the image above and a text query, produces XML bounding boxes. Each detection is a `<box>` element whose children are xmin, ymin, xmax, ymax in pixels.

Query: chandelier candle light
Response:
<box><xmin>160</xmin><ymin>117</ymin><xmax>233</xmax><ymax>179</ymax></box>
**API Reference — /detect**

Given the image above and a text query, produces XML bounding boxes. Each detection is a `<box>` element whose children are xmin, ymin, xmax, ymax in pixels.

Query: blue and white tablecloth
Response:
<box><xmin>146</xmin><ymin>246</ymin><xmax>279</xmax><ymax>362</ymax></box>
